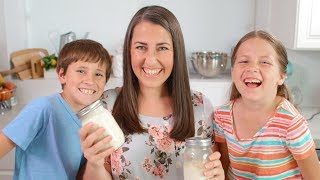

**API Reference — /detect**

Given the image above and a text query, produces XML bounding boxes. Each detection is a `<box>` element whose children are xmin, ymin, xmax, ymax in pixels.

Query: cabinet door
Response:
<box><xmin>255</xmin><ymin>0</ymin><xmax>320</xmax><ymax>50</ymax></box>
<box><xmin>297</xmin><ymin>0</ymin><xmax>320</xmax><ymax>49</ymax></box>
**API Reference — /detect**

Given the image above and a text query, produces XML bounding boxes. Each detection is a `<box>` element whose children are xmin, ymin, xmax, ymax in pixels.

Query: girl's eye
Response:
<box><xmin>96</xmin><ymin>73</ymin><xmax>104</xmax><ymax>77</ymax></box>
<box><xmin>261</xmin><ymin>61</ymin><xmax>271</xmax><ymax>65</ymax></box>
<box><xmin>237</xmin><ymin>60</ymin><xmax>248</xmax><ymax>64</ymax></box>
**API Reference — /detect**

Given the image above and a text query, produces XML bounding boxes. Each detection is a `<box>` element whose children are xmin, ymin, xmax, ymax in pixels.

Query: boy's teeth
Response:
<box><xmin>80</xmin><ymin>89</ymin><xmax>95</xmax><ymax>94</ymax></box>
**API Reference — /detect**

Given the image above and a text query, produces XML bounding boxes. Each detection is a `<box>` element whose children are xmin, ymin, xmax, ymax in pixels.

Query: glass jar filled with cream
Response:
<box><xmin>77</xmin><ymin>99</ymin><xmax>125</xmax><ymax>150</ymax></box>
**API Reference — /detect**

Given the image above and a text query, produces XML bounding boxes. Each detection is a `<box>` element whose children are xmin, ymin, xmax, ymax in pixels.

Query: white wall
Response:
<box><xmin>25</xmin><ymin>0</ymin><xmax>255</xmax><ymax>55</ymax></box>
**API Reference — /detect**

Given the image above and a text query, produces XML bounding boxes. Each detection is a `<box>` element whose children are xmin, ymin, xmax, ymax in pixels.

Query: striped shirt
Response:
<box><xmin>213</xmin><ymin>98</ymin><xmax>315</xmax><ymax>179</ymax></box>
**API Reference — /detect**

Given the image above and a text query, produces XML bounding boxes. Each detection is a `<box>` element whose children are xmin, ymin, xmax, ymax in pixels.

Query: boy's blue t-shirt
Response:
<box><xmin>3</xmin><ymin>93</ymin><xmax>84</xmax><ymax>180</ymax></box>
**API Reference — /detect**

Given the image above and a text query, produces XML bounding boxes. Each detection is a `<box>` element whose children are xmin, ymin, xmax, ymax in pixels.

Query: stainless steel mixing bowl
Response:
<box><xmin>191</xmin><ymin>51</ymin><xmax>228</xmax><ymax>78</ymax></box>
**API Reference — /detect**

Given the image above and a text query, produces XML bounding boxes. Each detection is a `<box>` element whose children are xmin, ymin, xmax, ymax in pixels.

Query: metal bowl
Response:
<box><xmin>191</xmin><ymin>51</ymin><xmax>228</xmax><ymax>78</ymax></box>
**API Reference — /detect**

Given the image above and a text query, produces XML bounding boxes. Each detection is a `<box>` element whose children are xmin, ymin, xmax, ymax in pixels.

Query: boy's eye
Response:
<box><xmin>77</xmin><ymin>70</ymin><xmax>85</xmax><ymax>74</ymax></box>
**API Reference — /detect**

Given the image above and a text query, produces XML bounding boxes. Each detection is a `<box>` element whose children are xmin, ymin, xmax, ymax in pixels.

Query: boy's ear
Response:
<box><xmin>58</xmin><ymin>68</ymin><xmax>66</xmax><ymax>83</ymax></box>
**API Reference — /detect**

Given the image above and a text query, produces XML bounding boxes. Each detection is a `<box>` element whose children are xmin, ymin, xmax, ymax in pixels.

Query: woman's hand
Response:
<box><xmin>79</xmin><ymin>122</ymin><xmax>115</xmax><ymax>167</ymax></box>
<box><xmin>204</xmin><ymin>151</ymin><xmax>225</xmax><ymax>180</ymax></box>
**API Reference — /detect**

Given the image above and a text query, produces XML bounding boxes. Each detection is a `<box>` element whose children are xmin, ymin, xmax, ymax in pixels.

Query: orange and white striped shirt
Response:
<box><xmin>214</xmin><ymin>98</ymin><xmax>315</xmax><ymax>179</ymax></box>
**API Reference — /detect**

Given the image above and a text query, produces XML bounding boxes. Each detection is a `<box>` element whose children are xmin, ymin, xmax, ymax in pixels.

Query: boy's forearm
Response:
<box><xmin>0</xmin><ymin>132</ymin><xmax>15</xmax><ymax>158</ymax></box>
<box><xmin>81</xmin><ymin>162</ymin><xmax>112</xmax><ymax>180</ymax></box>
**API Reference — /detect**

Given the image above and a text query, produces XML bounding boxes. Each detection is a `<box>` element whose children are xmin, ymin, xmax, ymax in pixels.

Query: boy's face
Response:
<box><xmin>58</xmin><ymin>60</ymin><xmax>107</xmax><ymax>112</ymax></box>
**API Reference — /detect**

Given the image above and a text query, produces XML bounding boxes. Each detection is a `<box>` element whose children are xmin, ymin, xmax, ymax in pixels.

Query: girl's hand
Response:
<box><xmin>79</xmin><ymin>122</ymin><xmax>115</xmax><ymax>167</ymax></box>
<box><xmin>204</xmin><ymin>151</ymin><xmax>225</xmax><ymax>180</ymax></box>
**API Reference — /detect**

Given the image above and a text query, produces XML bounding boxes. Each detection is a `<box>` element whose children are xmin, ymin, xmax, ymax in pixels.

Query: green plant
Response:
<box><xmin>42</xmin><ymin>54</ymin><xmax>58</xmax><ymax>71</ymax></box>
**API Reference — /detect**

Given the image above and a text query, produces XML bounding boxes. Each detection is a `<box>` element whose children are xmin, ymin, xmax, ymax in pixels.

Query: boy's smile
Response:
<box><xmin>58</xmin><ymin>60</ymin><xmax>107</xmax><ymax>112</ymax></box>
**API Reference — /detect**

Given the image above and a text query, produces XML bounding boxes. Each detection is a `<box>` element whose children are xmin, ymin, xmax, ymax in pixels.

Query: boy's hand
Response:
<box><xmin>79</xmin><ymin>122</ymin><xmax>114</xmax><ymax>167</ymax></box>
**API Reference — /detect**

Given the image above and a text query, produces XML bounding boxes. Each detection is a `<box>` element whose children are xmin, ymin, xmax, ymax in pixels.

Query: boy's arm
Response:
<box><xmin>0</xmin><ymin>132</ymin><xmax>16</xmax><ymax>158</ymax></box>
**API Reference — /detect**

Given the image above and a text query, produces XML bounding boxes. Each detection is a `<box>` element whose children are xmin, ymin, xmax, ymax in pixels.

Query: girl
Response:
<box><xmin>214</xmin><ymin>30</ymin><xmax>320</xmax><ymax>179</ymax></box>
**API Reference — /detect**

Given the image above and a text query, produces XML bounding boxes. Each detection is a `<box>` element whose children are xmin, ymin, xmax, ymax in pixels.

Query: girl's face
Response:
<box><xmin>58</xmin><ymin>60</ymin><xmax>107</xmax><ymax>112</ymax></box>
<box><xmin>231</xmin><ymin>37</ymin><xmax>286</xmax><ymax>102</ymax></box>
<box><xmin>130</xmin><ymin>21</ymin><xmax>174</xmax><ymax>90</ymax></box>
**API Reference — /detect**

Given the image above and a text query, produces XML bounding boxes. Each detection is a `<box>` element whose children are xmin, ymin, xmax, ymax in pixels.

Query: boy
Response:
<box><xmin>0</xmin><ymin>39</ymin><xmax>112</xmax><ymax>180</ymax></box>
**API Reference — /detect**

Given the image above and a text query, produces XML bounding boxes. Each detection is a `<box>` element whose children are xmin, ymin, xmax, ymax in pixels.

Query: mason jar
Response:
<box><xmin>183</xmin><ymin>137</ymin><xmax>213</xmax><ymax>180</ymax></box>
<box><xmin>77</xmin><ymin>99</ymin><xmax>125</xmax><ymax>150</ymax></box>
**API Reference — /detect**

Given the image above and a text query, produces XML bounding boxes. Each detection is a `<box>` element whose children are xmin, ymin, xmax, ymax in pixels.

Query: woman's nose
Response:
<box><xmin>145</xmin><ymin>50</ymin><xmax>158</xmax><ymax>65</ymax></box>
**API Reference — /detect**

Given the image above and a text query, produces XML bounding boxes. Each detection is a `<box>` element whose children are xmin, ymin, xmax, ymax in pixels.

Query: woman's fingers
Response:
<box><xmin>203</xmin><ymin>151</ymin><xmax>225</xmax><ymax>179</ymax></box>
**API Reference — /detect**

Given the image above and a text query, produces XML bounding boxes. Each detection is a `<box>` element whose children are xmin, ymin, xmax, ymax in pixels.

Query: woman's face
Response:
<box><xmin>130</xmin><ymin>21</ymin><xmax>174</xmax><ymax>90</ymax></box>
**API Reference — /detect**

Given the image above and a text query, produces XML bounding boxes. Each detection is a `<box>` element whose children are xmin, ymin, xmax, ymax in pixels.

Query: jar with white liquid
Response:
<box><xmin>77</xmin><ymin>99</ymin><xmax>125</xmax><ymax>150</ymax></box>
<box><xmin>183</xmin><ymin>137</ymin><xmax>213</xmax><ymax>180</ymax></box>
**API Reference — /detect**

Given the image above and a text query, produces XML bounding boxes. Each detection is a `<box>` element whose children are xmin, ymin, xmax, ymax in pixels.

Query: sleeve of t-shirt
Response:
<box><xmin>2</xmin><ymin>98</ymin><xmax>48</xmax><ymax>151</ymax></box>
<box><xmin>213</xmin><ymin>109</ymin><xmax>227</xmax><ymax>143</ymax></box>
<box><xmin>286</xmin><ymin>114</ymin><xmax>316</xmax><ymax>160</ymax></box>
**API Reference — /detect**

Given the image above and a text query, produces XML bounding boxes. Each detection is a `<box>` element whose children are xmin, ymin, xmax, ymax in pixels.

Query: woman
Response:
<box><xmin>78</xmin><ymin>5</ymin><xmax>224</xmax><ymax>180</ymax></box>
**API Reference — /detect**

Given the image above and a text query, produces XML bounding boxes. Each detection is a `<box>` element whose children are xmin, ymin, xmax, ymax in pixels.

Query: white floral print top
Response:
<box><xmin>102</xmin><ymin>89</ymin><xmax>214</xmax><ymax>180</ymax></box>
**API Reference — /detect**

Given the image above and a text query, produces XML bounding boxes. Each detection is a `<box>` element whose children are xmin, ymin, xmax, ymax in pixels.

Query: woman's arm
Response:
<box><xmin>0</xmin><ymin>132</ymin><xmax>15</xmax><ymax>158</ymax></box>
<box><xmin>297</xmin><ymin>150</ymin><xmax>320</xmax><ymax>180</ymax></box>
<box><xmin>78</xmin><ymin>122</ymin><xmax>115</xmax><ymax>180</ymax></box>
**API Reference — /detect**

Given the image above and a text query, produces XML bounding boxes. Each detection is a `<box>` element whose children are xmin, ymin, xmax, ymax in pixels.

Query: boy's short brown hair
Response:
<box><xmin>56</xmin><ymin>39</ymin><xmax>112</xmax><ymax>81</ymax></box>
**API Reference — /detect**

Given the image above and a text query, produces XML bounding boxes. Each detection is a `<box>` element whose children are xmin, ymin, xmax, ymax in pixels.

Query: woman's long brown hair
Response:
<box><xmin>112</xmin><ymin>6</ymin><xmax>195</xmax><ymax>141</ymax></box>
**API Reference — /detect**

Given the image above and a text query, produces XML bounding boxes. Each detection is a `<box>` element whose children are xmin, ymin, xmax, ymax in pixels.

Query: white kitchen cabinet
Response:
<box><xmin>255</xmin><ymin>0</ymin><xmax>320</xmax><ymax>50</ymax></box>
<box><xmin>189</xmin><ymin>75</ymin><xmax>232</xmax><ymax>108</ymax></box>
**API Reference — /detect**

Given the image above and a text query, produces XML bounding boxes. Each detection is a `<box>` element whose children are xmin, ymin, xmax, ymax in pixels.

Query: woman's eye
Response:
<box><xmin>136</xmin><ymin>46</ymin><xmax>146</xmax><ymax>51</ymax></box>
<box><xmin>158</xmin><ymin>47</ymin><xmax>169</xmax><ymax>51</ymax></box>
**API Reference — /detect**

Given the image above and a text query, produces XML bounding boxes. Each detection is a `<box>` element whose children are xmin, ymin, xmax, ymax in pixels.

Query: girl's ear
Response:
<box><xmin>277</xmin><ymin>72</ymin><xmax>286</xmax><ymax>85</ymax></box>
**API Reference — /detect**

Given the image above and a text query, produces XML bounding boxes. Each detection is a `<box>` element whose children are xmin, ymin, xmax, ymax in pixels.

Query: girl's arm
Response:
<box><xmin>0</xmin><ymin>132</ymin><xmax>15</xmax><ymax>158</ymax></box>
<box><xmin>216</xmin><ymin>142</ymin><xmax>230</xmax><ymax>179</ymax></box>
<box><xmin>297</xmin><ymin>150</ymin><xmax>320</xmax><ymax>179</ymax></box>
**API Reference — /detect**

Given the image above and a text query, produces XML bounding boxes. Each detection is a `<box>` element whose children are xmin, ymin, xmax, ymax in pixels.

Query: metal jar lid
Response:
<box><xmin>185</xmin><ymin>137</ymin><xmax>212</xmax><ymax>147</ymax></box>
<box><xmin>76</xmin><ymin>99</ymin><xmax>103</xmax><ymax>118</ymax></box>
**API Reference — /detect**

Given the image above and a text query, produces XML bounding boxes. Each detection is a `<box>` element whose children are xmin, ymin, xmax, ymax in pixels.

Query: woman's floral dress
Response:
<box><xmin>102</xmin><ymin>89</ymin><xmax>214</xmax><ymax>180</ymax></box>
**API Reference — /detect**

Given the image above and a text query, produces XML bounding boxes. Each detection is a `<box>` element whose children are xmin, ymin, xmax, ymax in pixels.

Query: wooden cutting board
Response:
<box><xmin>10</xmin><ymin>48</ymin><xmax>49</xmax><ymax>80</ymax></box>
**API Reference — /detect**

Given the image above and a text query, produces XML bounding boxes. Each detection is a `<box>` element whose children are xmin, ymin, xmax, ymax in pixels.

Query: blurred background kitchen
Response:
<box><xmin>1</xmin><ymin>0</ymin><xmax>320</xmax><ymax>179</ymax></box>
